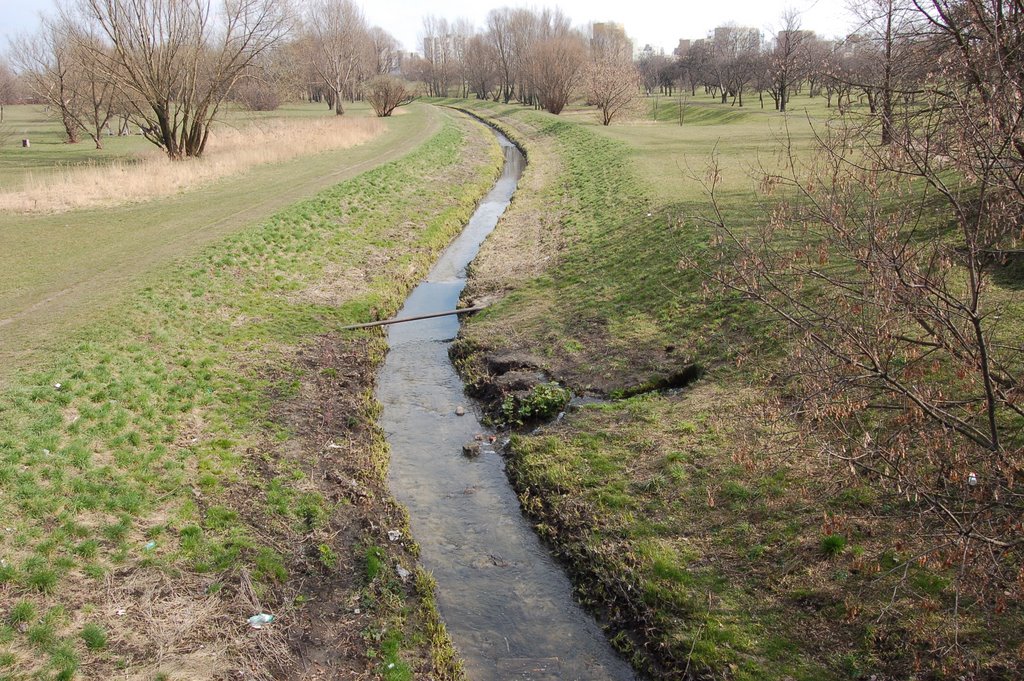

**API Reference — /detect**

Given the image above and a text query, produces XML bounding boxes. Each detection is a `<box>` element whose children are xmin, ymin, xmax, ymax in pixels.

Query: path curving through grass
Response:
<box><xmin>0</xmin><ymin>104</ymin><xmax>441</xmax><ymax>385</ymax></box>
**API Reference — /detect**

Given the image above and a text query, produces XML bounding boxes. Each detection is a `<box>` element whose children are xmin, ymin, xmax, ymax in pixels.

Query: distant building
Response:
<box><xmin>776</xmin><ymin>29</ymin><xmax>816</xmax><ymax>49</ymax></box>
<box><xmin>592</xmin><ymin>21</ymin><xmax>633</xmax><ymax>61</ymax></box>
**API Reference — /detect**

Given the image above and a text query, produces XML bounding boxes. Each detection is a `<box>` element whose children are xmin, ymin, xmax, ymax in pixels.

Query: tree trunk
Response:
<box><xmin>334</xmin><ymin>85</ymin><xmax>345</xmax><ymax>115</ymax></box>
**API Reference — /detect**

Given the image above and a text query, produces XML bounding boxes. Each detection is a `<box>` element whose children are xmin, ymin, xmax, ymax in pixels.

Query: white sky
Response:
<box><xmin>1</xmin><ymin>0</ymin><xmax>856</xmax><ymax>56</ymax></box>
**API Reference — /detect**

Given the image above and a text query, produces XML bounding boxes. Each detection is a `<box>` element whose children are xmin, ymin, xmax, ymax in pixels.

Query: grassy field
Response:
<box><xmin>0</xmin><ymin>102</ymin><xmax>440</xmax><ymax>386</ymax></box>
<box><xmin>0</xmin><ymin>107</ymin><xmax>502</xmax><ymax>678</ymax></box>
<box><xmin>447</xmin><ymin>96</ymin><xmax>1024</xmax><ymax>680</ymax></box>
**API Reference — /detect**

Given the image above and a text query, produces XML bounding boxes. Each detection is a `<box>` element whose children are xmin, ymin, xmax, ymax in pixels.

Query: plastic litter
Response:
<box><xmin>53</xmin><ymin>383</ymin><xmax>62</xmax><ymax>390</ymax></box>
<box><xmin>387</xmin><ymin>529</ymin><xmax>401</xmax><ymax>542</ymax></box>
<box><xmin>968</xmin><ymin>472</ymin><xmax>978</xmax><ymax>486</ymax></box>
<box><xmin>247</xmin><ymin>613</ymin><xmax>275</xmax><ymax>629</ymax></box>
<box><xmin>143</xmin><ymin>540</ymin><xmax>157</xmax><ymax>551</ymax></box>
<box><xmin>396</xmin><ymin>565</ymin><xmax>411</xmax><ymax>580</ymax></box>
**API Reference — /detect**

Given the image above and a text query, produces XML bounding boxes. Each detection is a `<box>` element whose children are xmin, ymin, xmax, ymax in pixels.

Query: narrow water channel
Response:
<box><xmin>377</xmin><ymin>124</ymin><xmax>636</xmax><ymax>680</ymax></box>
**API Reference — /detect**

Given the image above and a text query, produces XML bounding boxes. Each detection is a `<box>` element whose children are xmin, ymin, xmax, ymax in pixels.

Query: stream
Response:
<box><xmin>377</xmin><ymin>124</ymin><xmax>636</xmax><ymax>680</ymax></box>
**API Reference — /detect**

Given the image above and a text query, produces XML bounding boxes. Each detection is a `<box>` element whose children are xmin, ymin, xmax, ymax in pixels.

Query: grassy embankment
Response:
<box><xmin>0</xmin><ymin>102</ymin><xmax>439</xmax><ymax>384</ymax></box>
<box><xmin>0</xmin><ymin>109</ymin><xmax>502</xmax><ymax>679</ymax></box>
<box><xmin>445</xmin><ymin>96</ymin><xmax>1024</xmax><ymax>680</ymax></box>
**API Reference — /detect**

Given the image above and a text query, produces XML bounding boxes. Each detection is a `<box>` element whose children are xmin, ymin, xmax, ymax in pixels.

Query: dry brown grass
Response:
<box><xmin>0</xmin><ymin>117</ymin><xmax>385</xmax><ymax>214</ymax></box>
<box><xmin>459</xmin><ymin>114</ymin><xmax>567</xmax><ymax>307</ymax></box>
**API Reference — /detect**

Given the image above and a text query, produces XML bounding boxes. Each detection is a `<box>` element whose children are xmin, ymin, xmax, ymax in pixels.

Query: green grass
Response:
<box><xmin>0</xmin><ymin>101</ymin><xmax>442</xmax><ymax>385</ymax></box>
<box><xmin>0</xmin><ymin>108</ymin><xmax>500</xmax><ymax>677</ymax></box>
<box><xmin>79</xmin><ymin>623</ymin><xmax>107</xmax><ymax>651</ymax></box>
<box><xmin>450</xmin><ymin>101</ymin><xmax>797</xmax><ymax>393</ymax></box>
<box><xmin>447</xmin><ymin>96</ymin><xmax>1023</xmax><ymax>679</ymax></box>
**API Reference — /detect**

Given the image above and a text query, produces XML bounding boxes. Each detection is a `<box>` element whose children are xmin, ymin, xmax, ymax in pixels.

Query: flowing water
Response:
<box><xmin>378</xmin><ymin>127</ymin><xmax>636</xmax><ymax>680</ymax></box>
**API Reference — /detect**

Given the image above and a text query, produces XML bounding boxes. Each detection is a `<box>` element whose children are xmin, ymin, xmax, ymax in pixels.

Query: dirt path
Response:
<box><xmin>0</xmin><ymin>105</ymin><xmax>440</xmax><ymax>385</ymax></box>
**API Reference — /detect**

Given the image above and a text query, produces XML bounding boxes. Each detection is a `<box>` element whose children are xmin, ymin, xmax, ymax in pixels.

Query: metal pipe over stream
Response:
<box><xmin>376</xmin><ymin>121</ymin><xmax>636</xmax><ymax>680</ymax></box>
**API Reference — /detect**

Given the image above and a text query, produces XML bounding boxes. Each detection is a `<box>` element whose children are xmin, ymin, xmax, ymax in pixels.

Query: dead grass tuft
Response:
<box><xmin>0</xmin><ymin>117</ymin><xmax>385</xmax><ymax>214</ymax></box>
<box><xmin>461</xmin><ymin>117</ymin><xmax>567</xmax><ymax>306</ymax></box>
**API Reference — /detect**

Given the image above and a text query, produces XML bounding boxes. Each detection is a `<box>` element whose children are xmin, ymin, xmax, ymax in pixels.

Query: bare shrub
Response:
<box><xmin>233</xmin><ymin>78</ymin><xmax>282</xmax><ymax>111</ymax></box>
<box><xmin>585</xmin><ymin>59</ymin><xmax>641</xmax><ymax>125</ymax></box>
<box><xmin>701</xmin><ymin>0</ymin><xmax>1024</xmax><ymax>648</ymax></box>
<box><xmin>363</xmin><ymin>75</ymin><xmax>415</xmax><ymax>117</ymax></box>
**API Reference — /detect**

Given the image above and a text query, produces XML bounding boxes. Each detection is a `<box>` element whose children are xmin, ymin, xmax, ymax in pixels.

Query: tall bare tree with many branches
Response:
<box><xmin>81</xmin><ymin>0</ymin><xmax>288</xmax><ymax>159</ymax></box>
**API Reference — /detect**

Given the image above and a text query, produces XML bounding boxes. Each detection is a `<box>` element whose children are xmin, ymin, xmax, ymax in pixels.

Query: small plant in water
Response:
<box><xmin>500</xmin><ymin>382</ymin><xmax>571</xmax><ymax>425</ymax></box>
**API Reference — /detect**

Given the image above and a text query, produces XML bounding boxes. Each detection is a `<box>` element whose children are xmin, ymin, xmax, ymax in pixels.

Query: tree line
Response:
<box><xmin>0</xmin><ymin>0</ymin><xmax>647</xmax><ymax>159</ymax></box>
<box><xmin>1</xmin><ymin>0</ymin><xmax>931</xmax><ymax>159</ymax></box>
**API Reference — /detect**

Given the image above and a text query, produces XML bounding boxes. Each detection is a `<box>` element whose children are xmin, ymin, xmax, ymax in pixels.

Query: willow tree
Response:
<box><xmin>81</xmin><ymin>0</ymin><xmax>288</xmax><ymax>159</ymax></box>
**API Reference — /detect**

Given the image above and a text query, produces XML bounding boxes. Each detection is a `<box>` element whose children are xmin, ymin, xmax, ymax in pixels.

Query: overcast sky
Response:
<box><xmin>2</xmin><ymin>0</ymin><xmax>856</xmax><ymax>56</ymax></box>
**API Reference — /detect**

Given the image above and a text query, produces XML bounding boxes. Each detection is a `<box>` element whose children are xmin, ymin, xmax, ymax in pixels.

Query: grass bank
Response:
<box><xmin>0</xmin><ymin>109</ymin><xmax>502</xmax><ymax>679</ymax></box>
<box><xmin>0</xmin><ymin>103</ymin><xmax>440</xmax><ymax>385</ymax></box>
<box><xmin>445</xmin><ymin>99</ymin><xmax>1024</xmax><ymax>680</ymax></box>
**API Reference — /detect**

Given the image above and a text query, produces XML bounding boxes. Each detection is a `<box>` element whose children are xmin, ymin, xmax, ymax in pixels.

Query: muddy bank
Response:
<box><xmin>254</xmin><ymin>335</ymin><xmax>460</xmax><ymax>679</ymax></box>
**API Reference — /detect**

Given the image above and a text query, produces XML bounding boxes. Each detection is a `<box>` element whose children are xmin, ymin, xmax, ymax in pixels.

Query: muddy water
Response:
<box><xmin>378</xmin><ymin>128</ymin><xmax>636</xmax><ymax>680</ymax></box>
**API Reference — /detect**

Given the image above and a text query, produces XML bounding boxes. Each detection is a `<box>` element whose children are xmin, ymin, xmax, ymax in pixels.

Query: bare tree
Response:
<box><xmin>585</xmin><ymin>57</ymin><xmax>639</xmax><ymax>125</ymax></box>
<box><xmin>82</xmin><ymin>0</ymin><xmax>288</xmax><ymax>158</ymax></box>
<box><xmin>12</xmin><ymin>16</ymin><xmax>86</xmax><ymax>143</ymax></box>
<box><xmin>768</xmin><ymin>10</ymin><xmax>812</xmax><ymax>112</ymax></box>
<box><xmin>304</xmin><ymin>0</ymin><xmax>367</xmax><ymax>116</ymax></box>
<box><xmin>363</xmin><ymin>74</ymin><xmax>414</xmax><ymax>116</ymax></box>
<box><xmin>451</xmin><ymin>18</ymin><xmax>474</xmax><ymax>98</ymax></box>
<box><xmin>464</xmin><ymin>33</ymin><xmax>499</xmax><ymax>100</ymax></box>
<box><xmin>708</xmin><ymin>25</ymin><xmax>761</xmax><ymax>106</ymax></box>
<box><xmin>65</xmin><ymin>20</ymin><xmax>121</xmax><ymax>148</ymax></box>
<box><xmin>529</xmin><ymin>32</ymin><xmax>586</xmax><ymax>115</ymax></box>
<box><xmin>486</xmin><ymin>8</ymin><xmax>516</xmax><ymax>103</ymax></box>
<box><xmin>420</xmin><ymin>15</ymin><xmax>454</xmax><ymax>97</ymax></box>
<box><xmin>0</xmin><ymin>59</ymin><xmax>19</xmax><ymax>123</ymax></box>
<box><xmin>848</xmin><ymin>0</ymin><xmax>923</xmax><ymax>144</ymax></box>
<box><xmin>368</xmin><ymin>26</ymin><xmax>400</xmax><ymax>76</ymax></box>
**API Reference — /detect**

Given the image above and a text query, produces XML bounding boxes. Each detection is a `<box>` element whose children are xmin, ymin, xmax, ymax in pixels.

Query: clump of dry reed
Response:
<box><xmin>0</xmin><ymin>116</ymin><xmax>384</xmax><ymax>214</ymax></box>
